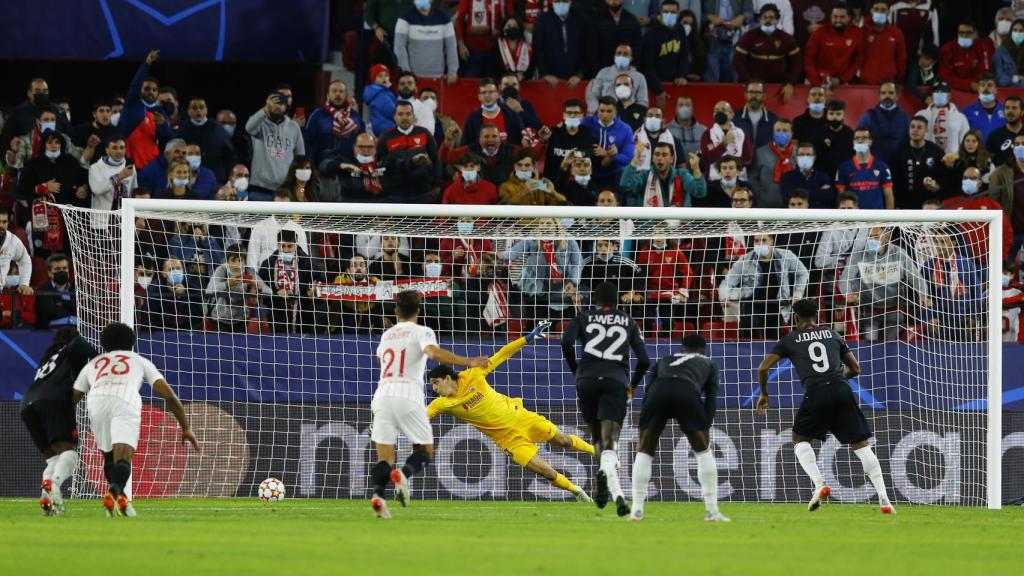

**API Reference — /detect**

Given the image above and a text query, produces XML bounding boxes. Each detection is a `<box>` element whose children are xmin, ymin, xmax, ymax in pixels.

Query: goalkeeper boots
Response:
<box><xmin>391</xmin><ymin>468</ymin><xmax>410</xmax><ymax>508</ymax></box>
<box><xmin>629</xmin><ymin>507</ymin><xmax>644</xmax><ymax>522</ymax></box>
<box><xmin>40</xmin><ymin>480</ymin><xmax>53</xmax><ymax>516</ymax></box>
<box><xmin>574</xmin><ymin>488</ymin><xmax>593</xmax><ymax>504</ymax></box>
<box><xmin>116</xmin><ymin>494</ymin><xmax>130</xmax><ymax>517</ymax></box>
<box><xmin>371</xmin><ymin>496</ymin><xmax>391</xmax><ymax>519</ymax></box>
<box><xmin>615</xmin><ymin>495</ymin><xmax>630</xmax><ymax>517</ymax></box>
<box><xmin>808</xmin><ymin>485</ymin><xmax>831</xmax><ymax>512</ymax></box>
<box><xmin>594</xmin><ymin>471</ymin><xmax>610</xmax><ymax>509</ymax></box>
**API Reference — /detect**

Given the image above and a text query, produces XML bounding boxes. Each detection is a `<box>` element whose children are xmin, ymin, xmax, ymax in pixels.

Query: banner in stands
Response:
<box><xmin>0</xmin><ymin>0</ymin><xmax>329</xmax><ymax>62</ymax></box>
<box><xmin>1</xmin><ymin>401</ymin><xmax>1022</xmax><ymax>503</ymax></box>
<box><xmin>316</xmin><ymin>278</ymin><xmax>452</xmax><ymax>301</ymax></box>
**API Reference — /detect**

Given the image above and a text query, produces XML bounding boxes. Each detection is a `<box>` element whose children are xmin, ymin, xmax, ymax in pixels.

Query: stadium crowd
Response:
<box><xmin>1</xmin><ymin>0</ymin><xmax>1023</xmax><ymax>342</ymax></box>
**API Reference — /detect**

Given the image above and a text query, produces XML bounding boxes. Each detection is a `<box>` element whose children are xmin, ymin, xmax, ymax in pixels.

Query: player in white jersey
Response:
<box><xmin>72</xmin><ymin>323</ymin><xmax>199</xmax><ymax>517</ymax></box>
<box><xmin>369</xmin><ymin>290</ymin><xmax>488</xmax><ymax>518</ymax></box>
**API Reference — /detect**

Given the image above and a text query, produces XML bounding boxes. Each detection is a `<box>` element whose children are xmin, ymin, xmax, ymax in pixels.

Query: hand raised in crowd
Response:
<box><xmin>536</xmin><ymin>126</ymin><xmax>551</xmax><ymax>143</ymax></box>
<box><xmin>117</xmin><ymin>164</ymin><xmax>134</xmax><ymax>181</ymax></box>
<box><xmin>505</xmin><ymin>98</ymin><xmax>523</xmax><ymax>113</ymax></box>
<box><xmin>146</xmin><ymin>49</ymin><xmax>160</xmax><ymax>64</ymax></box>
<box><xmin>687</xmin><ymin>153</ymin><xmax>702</xmax><ymax>177</ymax></box>
<box><xmin>446</xmin><ymin>126</ymin><xmax>462</xmax><ymax>144</ymax></box>
<box><xmin>86</xmin><ymin>134</ymin><xmax>101</xmax><ymax>149</ymax></box>
<box><xmin>632</xmin><ymin>141</ymin><xmax>648</xmax><ymax>166</ymax></box>
<box><xmin>779</xmin><ymin>83</ymin><xmax>794</xmax><ymax>104</ymax></box>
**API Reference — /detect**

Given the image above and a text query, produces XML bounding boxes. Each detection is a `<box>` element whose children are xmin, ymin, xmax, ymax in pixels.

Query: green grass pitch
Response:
<box><xmin>1</xmin><ymin>498</ymin><xmax>1020</xmax><ymax>576</ymax></box>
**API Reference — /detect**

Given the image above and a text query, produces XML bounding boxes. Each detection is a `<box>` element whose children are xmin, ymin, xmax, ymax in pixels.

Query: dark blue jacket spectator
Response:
<box><xmin>856</xmin><ymin>104</ymin><xmax>911</xmax><ymax>166</ymax></box>
<box><xmin>304</xmin><ymin>102</ymin><xmax>364</xmax><ymax>166</ymax></box>
<box><xmin>780</xmin><ymin>167</ymin><xmax>835</xmax><ymax>208</ymax></box>
<box><xmin>363</xmin><ymin>82</ymin><xmax>397</xmax><ymax>137</ymax></box>
<box><xmin>139</xmin><ymin>154</ymin><xmax>219</xmax><ymax>199</ymax></box>
<box><xmin>178</xmin><ymin>119</ymin><xmax>236</xmax><ymax>184</ymax></box>
<box><xmin>120</xmin><ymin>60</ymin><xmax>173</xmax><ymax>146</ymax></box>
<box><xmin>533</xmin><ymin>5</ymin><xmax>589</xmax><ymax>80</ymax></box>
<box><xmin>733</xmin><ymin>107</ymin><xmax>779</xmax><ymax>151</ymax></box>
<box><xmin>460</xmin><ymin>102</ymin><xmax>524</xmax><ymax>148</ymax></box>
<box><xmin>582</xmin><ymin>114</ymin><xmax>635</xmax><ymax>185</ymax></box>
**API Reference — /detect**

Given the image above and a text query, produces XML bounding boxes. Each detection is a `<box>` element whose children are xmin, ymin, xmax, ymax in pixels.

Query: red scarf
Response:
<box><xmin>459</xmin><ymin>237</ymin><xmax>479</xmax><ymax>277</ymax></box>
<box><xmin>326</xmin><ymin>103</ymin><xmax>358</xmax><ymax>138</ymax></box>
<box><xmin>539</xmin><ymin>241</ymin><xmax>563</xmax><ymax>281</ymax></box>
<box><xmin>933</xmin><ymin>257</ymin><xmax>965</xmax><ymax>298</ymax></box>
<box><xmin>360</xmin><ymin>160</ymin><xmax>382</xmax><ymax>195</ymax></box>
<box><xmin>769</xmin><ymin>141</ymin><xmax>794</xmax><ymax>183</ymax></box>
<box><xmin>31</xmin><ymin>129</ymin><xmax>43</xmax><ymax>158</ymax></box>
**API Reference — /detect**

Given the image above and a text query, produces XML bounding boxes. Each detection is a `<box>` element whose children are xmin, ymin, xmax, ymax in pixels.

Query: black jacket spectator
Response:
<box><xmin>594</xmin><ymin>6</ymin><xmax>642</xmax><ymax>73</ymax></box>
<box><xmin>542</xmin><ymin>125</ymin><xmax>596</xmax><ymax>182</ymax></box>
<box><xmin>889</xmin><ymin>140</ymin><xmax>948</xmax><ymax>209</ymax></box>
<box><xmin>0</xmin><ymin>96</ymin><xmax>72</xmax><ymax>152</ymax></box>
<box><xmin>34</xmin><ymin>281</ymin><xmax>77</xmax><ymax>329</ymax></box>
<box><xmin>642</xmin><ymin>19</ymin><xmax>690</xmax><ymax>96</ymax></box>
<box><xmin>147</xmin><ymin>277</ymin><xmax>202</xmax><ymax>331</ymax></box>
<box><xmin>533</xmin><ymin>6</ymin><xmax>589</xmax><ymax>79</ymax></box>
<box><xmin>177</xmin><ymin>120</ymin><xmax>236</xmax><ymax>184</ymax></box>
<box><xmin>16</xmin><ymin>136</ymin><xmax>86</xmax><ymax>207</ymax></box>
<box><xmin>318</xmin><ymin>154</ymin><xmax>385</xmax><ymax>202</ymax></box>
<box><xmin>70</xmin><ymin>121</ymin><xmax>119</xmax><ymax>152</ymax></box>
<box><xmin>376</xmin><ymin>126</ymin><xmax>440</xmax><ymax>202</ymax></box>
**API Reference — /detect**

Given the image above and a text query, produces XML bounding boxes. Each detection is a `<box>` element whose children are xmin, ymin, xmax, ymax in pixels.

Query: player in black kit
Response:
<box><xmin>561</xmin><ymin>281</ymin><xmax>649</xmax><ymax>515</ymax></box>
<box><xmin>629</xmin><ymin>334</ymin><xmax>729</xmax><ymax>522</ymax></box>
<box><xmin>757</xmin><ymin>299</ymin><xmax>895</xmax><ymax>514</ymax></box>
<box><xmin>19</xmin><ymin>327</ymin><xmax>99</xmax><ymax>515</ymax></box>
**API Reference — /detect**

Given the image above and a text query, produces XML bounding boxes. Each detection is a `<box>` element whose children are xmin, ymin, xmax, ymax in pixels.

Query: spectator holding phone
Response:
<box><xmin>246</xmin><ymin>91</ymin><xmax>306</xmax><ymax>201</ymax></box>
<box><xmin>206</xmin><ymin>243</ymin><xmax>264</xmax><ymax>332</ymax></box>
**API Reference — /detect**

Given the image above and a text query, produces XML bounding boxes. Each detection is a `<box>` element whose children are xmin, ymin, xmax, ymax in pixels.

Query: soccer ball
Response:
<box><xmin>258</xmin><ymin>478</ymin><xmax>286</xmax><ymax>502</ymax></box>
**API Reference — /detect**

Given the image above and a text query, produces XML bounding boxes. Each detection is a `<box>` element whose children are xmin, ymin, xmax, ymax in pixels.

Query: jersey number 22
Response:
<box><xmin>583</xmin><ymin>324</ymin><xmax>627</xmax><ymax>361</ymax></box>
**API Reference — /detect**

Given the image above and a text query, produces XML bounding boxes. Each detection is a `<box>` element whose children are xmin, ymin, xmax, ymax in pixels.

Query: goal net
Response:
<box><xmin>57</xmin><ymin>200</ymin><xmax>1002</xmax><ymax>508</ymax></box>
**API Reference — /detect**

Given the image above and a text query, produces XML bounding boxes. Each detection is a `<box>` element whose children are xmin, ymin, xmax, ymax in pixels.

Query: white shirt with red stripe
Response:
<box><xmin>374</xmin><ymin>321</ymin><xmax>438</xmax><ymax>403</ymax></box>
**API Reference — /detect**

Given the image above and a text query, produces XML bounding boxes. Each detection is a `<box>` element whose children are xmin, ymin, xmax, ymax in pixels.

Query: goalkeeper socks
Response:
<box><xmin>51</xmin><ymin>450</ymin><xmax>79</xmax><ymax>491</ymax></box>
<box><xmin>695</xmin><ymin>449</ymin><xmax>719</xmax><ymax>515</ymax></box>
<box><xmin>570</xmin><ymin>435</ymin><xmax>595</xmax><ymax>455</ymax></box>
<box><xmin>854</xmin><ymin>446</ymin><xmax>891</xmax><ymax>506</ymax></box>
<box><xmin>631</xmin><ymin>452</ymin><xmax>653</xmax><ymax>512</ymax></box>
<box><xmin>401</xmin><ymin>451</ymin><xmax>431</xmax><ymax>478</ymax></box>
<box><xmin>550</xmin><ymin>473</ymin><xmax>580</xmax><ymax>495</ymax></box>
<box><xmin>370</xmin><ymin>461</ymin><xmax>391</xmax><ymax>498</ymax></box>
<box><xmin>600</xmin><ymin>450</ymin><xmax>623</xmax><ymax>500</ymax></box>
<box><xmin>794</xmin><ymin>442</ymin><xmax>824</xmax><ymax>488</ymax></box>
<box><xmin>110</xmin><ymin>460</ymin><xmax>132</xmax><ymax>497</ymax></box>
<box><xmin>43</xmin><ymin>455</ymin><xmax>59</xmax><ymax>485</ymax></box>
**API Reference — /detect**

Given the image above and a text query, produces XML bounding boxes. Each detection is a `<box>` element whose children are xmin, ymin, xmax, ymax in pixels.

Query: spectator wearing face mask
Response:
<box><xmin>453</xmin><ymin>0</ymin><xmax>510</xmax><ymax>78</ymax></box>
<box><xmin>889</xmin><ymin>115</ymin><xmax>945</xmax><ymax>209</ymax></box>
<box><xmin>666</xmin><ymin>96</ymin><xmax>706</xmax><ymax>158</ymax></box>
<box><xmin>17</xmin><ymin>132</ymin><xmax>83</xmax><ymax>259</ymax></box>
<box><xmin>587</xmin><ymin>44</ymin><xmax>650</xmax><ymax>114</ymax></box>
<box><xmin>921</xmin><ymin>231</ymin><xmax>982</xmax><ymax>342</ymax></box>
<box><xmin>939</xmin><ymin>21</ymin><xmax>995</xmax><ymax>92</ymax></box>
<box><xmin>631</xmin><ymin>108</ymin><xmax>679</xmax><ymax>172</ymax></box>
<box><xmin>857</xmin><ymin>2</ymin><xmax>906</xmax><ymax>85</ymax></box>
<box><xmin>181</xmin><ymin>143</ymin><xmax>219</xmax><ymax>199</ymax></box>
<box><xmin>541</xmin><ymin>99</ymin><xmax>596</xmax><ymax>182</ymax></box>
<box><xmin>321</xmin><ymin>133</ymin><xmax>385</xmax><ymax>202</ymax></box>
<box><xmin>840</xmin><ymin>226</ymin><xmax>929</xmax><ymax>342</ymax></box>
<box><xmin>257</xmin><ymin>229</ymin><xmax>326</xmax><ymax>334</ymax></box>
<box><xmin>856</xmin><ymin>82</ymin><xmax>910</xmax><ymax>167</ymax></box>
<box><xmin>34</xmin><ymin>253</ymin><xmax>78</xmax><ymax>329</ymax></box>
<box><xmin>5</xmin><ymin>107</ymin><xmax>84</xmax><ymax>171</ymax></box>
<box><xmin>280</xmin><ymin>156</ymin><xmax>320</xmax><ymax>203</ymax></box>
<box><xmin>394</xmin><ymin>0</ymin><xmax>460</xmax><ymax>83</ymax></box>
<box><xmin>419</xmin><ymin>251</ymin><xmax>467</xmax><ymax>336</ymax></box>
<box><xmin>941</xmin><ymin>166</ymin><xmax>1013</xmax><ymax>262</ymax></box>
<box><xmin>719</xmin><ymin>233</ymin><xmax>808</xmax><ymax>340</ymax></box>
<box><xmin>443</xmin><ymin>152</ymin><xmax>500</xmax><ymax>204</ymax></box>
<box><xmin>147</xmin><ymin>254</ymin><xmax>202</xmax><ymax>327</ymax></box>
<box><xmin>915</xmin><ymin>82</ymin><xmax>970</xmax><ymax>155</ymax></box>
<box><xmin>733</xmin><ymin>3</ymin><xmax>802</xmax><ymax>100</ymax></box>
<box><xmin>1</xmin><ymin>261</ymin><xmax>36</xmax><ymax>329</ymax></box>
<box><xmin>0</xmin><ymin>211</ymin><xmax>33</xmax><ymax>299</ymax></box>
<box><xmin>779</xmin><ymin>142</ymin><xmax>834</xmax><ymax>208</ymax></box>
<box><xmin>533</xmin><ymin>0</ymin><xmax>588</xmax><ymax>88</ymax></box>
<box><xmin>750</xmin><ymin>118</ymin><xmax>797</xmax><ymax>208</ymax></box>
<box><xmin>169</xmin><ymin>222</ymin><xmax>224</xmax><ymax>283</ymax></box>
<box><xmin>119</xmin><ymin>50</ymin><xmax>174</xmax><ymax>169</ymax></box>
<box><xmin>642</xmin><ymin>1</ymin><xmax>691</xmax><ymax>104</ymax></box>
<box><xmin>487</xmin><ymin>16</ymin><xmax>533</xmax><ymax>81</ymax></box>
<box><xmin>620</xmin><ymin>141</ymin><xmax>705</xmax><ymax>207</ymax></box>
<box><xmin>804</xmin><ymin>4</ymin><xmax>864</xmax><ymax>88</ymax></box>
<box><xmin>443</xmin><ymin>124</ymin><xmax>531</xmax><ymax>187</ymax></box>
<box><xmin>206</xmin><ymin>243</ymin><xmax>265</xmax><ymax>332</ymax></box>
<box><xmin>499</xmin><ymin>150</ymin><xmax>566</xmax><ymax>205</ymax></box>
<box><xmin>246</xmin><ymin>189</ymin><xmax>310</xmax><ymax>271</ymax></box>
<box><xmin>700</xmin><ymin>101</ymin><xmax>753</xmax><ymax>182</ymax></box>
<box><xmin>178</xmin><ymin>96</ymin><xmax>235</xmax><ymax>184</ymax></box>
<box><xmin>555</xmin><ymin>154</ymin><xmax>599</xmax><ymax>206</ymax></box>
<box><xmin>696</xmin><ymin>155</ymin><xmax>750</xmax><ymax>208</ymax></box>
<box><xmin>0</xmin><ymin>78</ymin><xmax>71</xmax><ymax>151</ymax></box>
<box><xmin>217</xmin><ymin>109</ymin><xmax>252</xmax><ymax>167</ymax></box>
<box><xmin>635</xmin><ymin>235</ymin><xmax>694</xmax><ymax>335</ymax></box>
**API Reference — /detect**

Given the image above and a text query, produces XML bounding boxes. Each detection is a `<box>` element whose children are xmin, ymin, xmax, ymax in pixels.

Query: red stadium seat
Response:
<box><xmin>700</xmin><ymin>321</ymin><xmax>739</xmax><ymax>342</ymax></box>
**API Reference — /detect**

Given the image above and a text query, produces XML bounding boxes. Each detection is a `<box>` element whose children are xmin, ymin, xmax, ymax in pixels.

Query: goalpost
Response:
<box><xmin>58</xmin><ymin>199</ymin><xmax>1002</xmax><ymax>508</ymax></box>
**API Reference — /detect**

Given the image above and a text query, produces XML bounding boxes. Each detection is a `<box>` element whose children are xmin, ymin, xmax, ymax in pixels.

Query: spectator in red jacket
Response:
<box><xmin>454</xmin><ymin>0</ymin><xmax>513</xmax><ymax>77</ymax></box>
<box><xmin>805</xmin><ymin>4</ymin><xmax>864</xmax><ymax>87</ymax></box>
<box><xmin>442</xmin><ymin>152</ymin><xmax>500</xmax><ymax>204</ymax></box>
<box><xmin>636</xmin><ymin>233</ymin><xmax>694</xmax><ymax>335</ymax></box>
<box><xmin>859</xmin><ymin>2</ymin><xmax>907</xmax><ymax>85</ymax></box>
<box><xmin>940</xmin><ymin>21</ymin><xmax>996</xmax><ymax>92</ymax></box>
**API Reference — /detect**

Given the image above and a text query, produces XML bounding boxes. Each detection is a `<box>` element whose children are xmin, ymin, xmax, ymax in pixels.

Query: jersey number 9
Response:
<box><xmin>808</xmin><ymin>342</ymin><xmax>830</xmax><ymax>373</ymax></box>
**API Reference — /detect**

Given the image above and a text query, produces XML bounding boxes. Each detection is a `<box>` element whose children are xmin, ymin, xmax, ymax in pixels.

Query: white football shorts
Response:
<box><xmin>370</xmin><ymin>396</ymin><xmax>433</xmax><ymax>445</ymax></box>
<box><xmin>87</xmin><ymin>395</ymin><xmax>142</xmax><ymax>452</ymax></box>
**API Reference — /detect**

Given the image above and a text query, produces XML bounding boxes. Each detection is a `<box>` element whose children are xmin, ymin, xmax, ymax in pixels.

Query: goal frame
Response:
<box><xmin>117</xmin><ymin>198</ymin><xmax>1004</xmax><ymax>509</ymax></box>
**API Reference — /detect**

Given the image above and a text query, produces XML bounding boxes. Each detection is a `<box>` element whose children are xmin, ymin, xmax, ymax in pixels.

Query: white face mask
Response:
<box><xmin>356</xmin><ymin>154</ymin><xmax>375</xmax><ymax>164</ymax></box>
<box><xmin>614</xmin><ymin>85</ymin><xmax>632</xmax><ymax>100</ymax></box>
<box><xmin>644</xmin><ymin>117</ymin><xmax>662</xmax><ymax>132</ymax></box>
<box><xmin>424</xmin><ymin>262</ymin><xmax>443</xmax><ymax>277</ymax></box>
<box><xmin>295</xmin><ymin>168</ymin><xmax>312</xmax><ymax>182</ymax></box>
<box><xmin>232</xmin><ymin>177</ymin><xmax>249</xmax><ymax>192</ymax></box>
<box><xmin>110</xmin><ymin>112</ymin><xmax>121</xmax><ymax>126</ymax></box>
<box><xmin>515</xmin><ymin>169</ymin><xmax>533</xmax><ymax>181</ymax></box>
<box><xmin>998</xmin><ymin>19</ymin><xmax>1013</xmax><ymax>35</ymax></box>
<box><xmin>461</xmin><ymin>169</ymin><xmax>478</xmax><ymax>182</ymax></box>
<box><xmin>753</xmin><ymin>245</ymin><xmax>771</xmax><ymax>258</ymax></box>
<box><xmin>137</xmin><ymin>275</ymin><xmax>153</xmax><ymax>289</ymax></box>
<box><xmin>5</xmin><ymin>275</ymin><xmax>20</xmax><ymax>288</ymax></box>
<box><xmin>564</xmin><ymin>117</ymin><xmax>581</xmax><ymax>129</ymax></box>
<box><xmin>421</xmin><ymin>98</ymin><xmax>438</xmax><ymax>112</ymax></box>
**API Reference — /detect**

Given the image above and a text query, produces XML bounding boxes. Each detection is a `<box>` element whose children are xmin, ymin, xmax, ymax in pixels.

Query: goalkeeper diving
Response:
<box><xmin>426</xmin><ymin>321</ymin><xmax>596</xmax><ymax>502</ymax></box>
